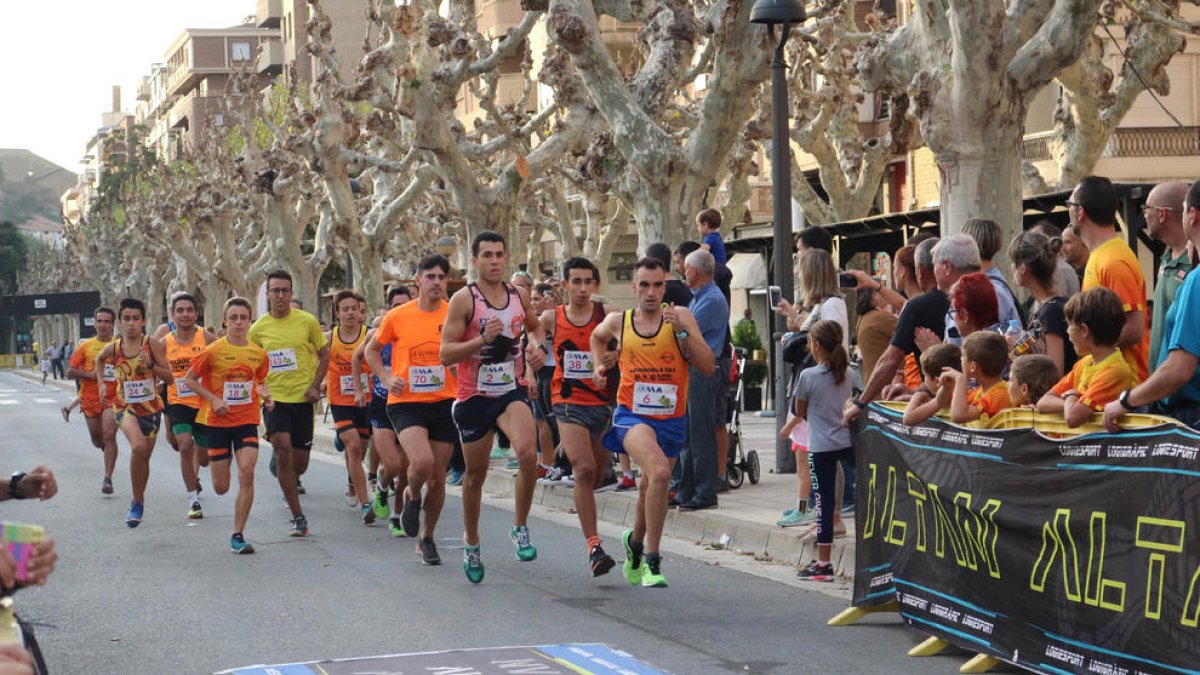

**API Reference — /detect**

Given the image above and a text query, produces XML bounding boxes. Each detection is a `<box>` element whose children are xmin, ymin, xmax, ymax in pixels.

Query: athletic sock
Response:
<box><xmin>186</xmin><ymin>491</ymin><xmax>197</xmax><ymax>503</ymax></box>
<box><xmin>587</xmin><ymin>535</ymin><xmax>602</xmax><ymax>552</ymax></box>
<box><xmin>232</xmin><ymin>532</ymin><xmax>244</xmax><ymax>542</ymax></box>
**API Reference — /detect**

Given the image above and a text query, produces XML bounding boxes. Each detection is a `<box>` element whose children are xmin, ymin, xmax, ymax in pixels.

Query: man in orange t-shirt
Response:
<box><xmin>67</xmin><ymin>307</ymin><xmax>119</xmax><ymax>495</ymax></box>
<box><xmin>1070</xmin><ymin>176</ymin><xmax>1150</xmax><ymax>382</ymax></box>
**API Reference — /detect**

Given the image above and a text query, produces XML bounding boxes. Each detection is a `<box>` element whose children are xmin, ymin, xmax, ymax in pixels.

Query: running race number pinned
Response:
<box><xmin>409</xmin><ymin>365</ymin><xmax>446</xmax><ymax>393</ymax></box>
<box><xmin>267</xmin><ymin>348</ymin><xmax>298</xmax><ymax>373</ymax></box>
<box><xmin>123</xmin><ymin>379</ymin><xmax>156</xmax><ymax>404</ymax></box>
<box><xmin>175</xmin><ymin>379</ymin><xmax>197</xmax><ymax>398</ymax></box>
<box><xmin>632</xmin><ymin>381</ymin><xmax>678</xmax><ymax>416</ymax></box>
<box><xmin>563</xmin><ymin>350</ymin><xmax>594</xmax><ymax>380</ymax></box>
<box><xmin>102</xmin><ymin>364</ymin><xmax>117</xmax><ymax>382</ymax></box>
<box><xmin>339</xmin><ymin>374</ymin><xmax>368</xmax><ymax>396</ymax></box>
<box><xmin>477</xmin><ymin>362</ymin><xmax>516</xmax><ymax>395</ymax></box>
<box><xmin>223</xmin><ymin>381</ymin><xmax>254</xmax><ymax>406</ymax></box>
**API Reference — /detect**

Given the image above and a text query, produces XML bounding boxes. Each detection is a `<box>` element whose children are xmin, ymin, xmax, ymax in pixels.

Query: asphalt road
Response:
<box><xmin>0</xmin><ymin>370</ymin><xmax>978</xmax><ymax>674</ymax></box>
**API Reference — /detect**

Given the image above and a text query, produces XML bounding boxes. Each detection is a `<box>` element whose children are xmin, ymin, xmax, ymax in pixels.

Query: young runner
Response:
<box><xmin>67</xmin><ymin>307</ymin><xmax>119</xmax><ymax>494</ymax></box>
<box><xmin>326</xmin><ymin>289</ymin><xmax>375</xmax><ymax>525</ymax></box>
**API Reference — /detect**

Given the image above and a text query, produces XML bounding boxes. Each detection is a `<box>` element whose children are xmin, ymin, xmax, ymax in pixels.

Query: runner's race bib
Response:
<box><xmin>123</xmin><ymin>379</ymin><xmax>155</xmax><ymax>404</ymax></box>
<box><xmin>632</xmin><ymin>381</ymin><xmax>678</xmax><ymax>417</ymax></box>
<box><xmin>102</xmin><ymin>364</ymin><xmax>116</xmax><ymax>382</ymax></box>
<box><xmin>477</xmin><ymin>361</ymin><xmax>516</xmax><ymax>395</ymax></box>
<box><xmin>175</xmin><ymin>379</ymin><xmax>197</xmax><ymax>398</ymax></box>
<box><xmin>562</xmin><ymin>350</ymin><xmax>594</xmax><ymax>380</ymax></box>
<box><xmin>409</xmin><ymin>366</ymin><xmax>446</xmax><ymax>394</ymax></box>
<box><xmin>339</xmin><ymin>374</ymin><xmax>369</xmax><ymax>396</ymax></box>
<box><xmin>223</xmin><ymin>381</ymin><xmax>254</xmax><ymax>406</ymax></box>
<box><xmin>267</xmin><ymin>348</ymin><xmax>298</xmax><ymax>373</ymax></box>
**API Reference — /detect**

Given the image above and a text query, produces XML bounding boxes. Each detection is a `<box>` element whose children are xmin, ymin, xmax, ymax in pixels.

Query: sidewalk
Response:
<box><xmin>10</xmin><ymin>367</ymin><xmax>856</xmax><ymax>576</ymax></box>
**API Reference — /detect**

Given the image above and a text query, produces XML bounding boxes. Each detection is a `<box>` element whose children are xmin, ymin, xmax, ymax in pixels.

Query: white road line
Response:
<box><xmin>35</xmin><ymin>398</ymin><xmax>58</xmax><ymax>404</ymax></box>
<box><xmin>0</xmin><ymin>400</ymin><xmax>17</xmax><ymax>406</ymax></box>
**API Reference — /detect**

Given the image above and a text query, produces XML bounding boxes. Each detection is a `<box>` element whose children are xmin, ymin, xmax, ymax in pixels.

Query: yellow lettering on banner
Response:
<box><xmin>1085</xmin><ymin>512</ymin><xmax>1125</xmax><ymax>612</ymax></box>
<box><xmin>1135</xmin><ymin>517</ymin><xmax>1185</xmax><ymax>620</ymax></box>
<box><xmin>1031</xmin><ymin>509</ymin><xmax>1083</xmax><ymax>601</ymax></box>
<box><xmin>906</xmin><ymin>471</ymin><xmax>928</xmax><ymax>553</ymax></box>
<box><xmin>884</xmin><ymin>466</ymin><xmax>907</xmax><ymax>546</ymax></box>
<box><xmin>927</xmin><ymin>484</ymin><xmax>969</xmax><ymax>566</ymax></box>
<box><xmin>954</xmin><ymin>493</ymin><xmax>1002</xmax><ymax>579</ymax></box>
<box><xmin>863</xmin><ymin>463</ymin><xmax>878</xmax><ymax>540</ymax></box>
<box><xmin>1183</xmin><ymin>566</ymin><xmax>1200</xmax><ymax>628</ymax></box>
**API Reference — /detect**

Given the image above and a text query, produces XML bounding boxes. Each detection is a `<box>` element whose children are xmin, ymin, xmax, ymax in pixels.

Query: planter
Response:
<box><xmin>742</xmin><ymin>386</ymin><xmax>763</xmax><ymax>412</ymax></box>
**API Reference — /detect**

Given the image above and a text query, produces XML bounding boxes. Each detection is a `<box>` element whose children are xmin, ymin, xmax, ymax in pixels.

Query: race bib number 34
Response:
<box><xmin>477</xmin><ymin>362</ymin><xmax>516</xmax><ymax>395</ymax></box>
<box><xmin>409</xmin><ymin>366</ymin><xmax>446</xmax><ymax>394</ymax></box>
<box><xmin>563</xmin><ymin>350</ymin><xmax>594</xmax><ymax>380</ymax></box>
<box><xmin>223</xmin><ymin>381</ymin><xmax>254</xmax><ymax>406</ymax></box>
<box><xmin>268</xmin><ymin>348</ymin><xmax>298</xmax><ymax>373</ymax></box>
<box><xmin>123</xmin><ymin>379</ymin><xmax>155</xmax><ymax>404</ymax></box>
<box><xmin>632</xmin><ymin>381</ymin><xmax>678</xmax><ymax>417</ymax></box>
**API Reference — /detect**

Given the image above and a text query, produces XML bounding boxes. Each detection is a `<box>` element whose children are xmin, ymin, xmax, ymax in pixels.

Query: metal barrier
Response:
<box><xmin>0</xmin><ymin>354</ymin><xmax>35</xmax><ymax>368</ymax></box>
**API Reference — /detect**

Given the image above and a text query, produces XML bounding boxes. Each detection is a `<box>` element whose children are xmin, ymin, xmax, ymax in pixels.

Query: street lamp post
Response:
<box><xmin>751</xmin><ymin>0</ymin><xmax>806</xmax><ymax>473</ymax></box>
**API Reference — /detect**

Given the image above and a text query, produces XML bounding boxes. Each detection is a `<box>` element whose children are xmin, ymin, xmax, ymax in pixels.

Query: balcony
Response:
<box><xmin>136</xmin><ymin>77</ymin><xmax>150</xmax><ymax>102</ymax></box>
<box><xmin>257</xmin><ymin>0</ymin><xmax>282</xmax><ymax>28</ymax></box>
<box><xmin>258</xmin><ymin>39</ymin><xmax>284</xmax><ymax>76</ymax></box>
<box><xmin>1105</xmin><ymin>127</ymin><xmax>1200</xmax><ymax>157</ymax></box>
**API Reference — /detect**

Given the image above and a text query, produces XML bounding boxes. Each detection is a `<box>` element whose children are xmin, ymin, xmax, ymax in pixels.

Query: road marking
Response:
<box><xmin>0</xmin><ymin>400</ymin><xmax>17</xmax><ymax>406</ymax></box>
<box><xmin>35</xmin><ymin>398</ymin><xmax>58</xmax><ymax>404</ymax></box>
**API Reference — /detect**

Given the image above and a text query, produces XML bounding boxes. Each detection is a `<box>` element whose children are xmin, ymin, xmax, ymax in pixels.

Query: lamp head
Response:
<box><xmin>750</xmin><ymin>0</ymin><xmax>806</xmax><ymax>25</ymax></box>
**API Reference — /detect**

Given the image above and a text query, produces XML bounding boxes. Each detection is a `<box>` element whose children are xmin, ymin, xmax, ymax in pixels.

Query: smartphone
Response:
<box><xmin>837</xmin><ymin>272</ymin><xmax>857</xmax><ymax>289</ymax></box>
<box><xmin>768</xmin><ymin>285</ymin><xmax>783</xmax><ymax>309</ymax></box>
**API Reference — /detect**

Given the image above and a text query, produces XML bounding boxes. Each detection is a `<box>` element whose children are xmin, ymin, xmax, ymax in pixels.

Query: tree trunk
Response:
<box><xmin>936</xmin><ymin>122</ymin><xmax>1025</xmax><ymax>244</ymax></box>
<box><xmin>348</xmin><ymin>240</ymin><xmax>387</xmax><ymax>315</ymax></box>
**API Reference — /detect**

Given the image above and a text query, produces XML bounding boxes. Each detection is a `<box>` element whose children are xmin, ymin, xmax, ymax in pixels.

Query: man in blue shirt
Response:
<box><xmin>674</xmin><ymin>249</ymin><xmax>730</xmax><ymax>510</ymax></box>
<box><xmin>1103</xmin><ymin>180</ymin><xmax>1200</xmax><ymax>431</ymax></box>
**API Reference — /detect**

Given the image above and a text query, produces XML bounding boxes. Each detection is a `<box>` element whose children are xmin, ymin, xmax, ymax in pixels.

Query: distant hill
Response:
<box><xmin>0</xmin><ymin>149</ymin><xmax>77</xmax><ymax>225</ymax></box>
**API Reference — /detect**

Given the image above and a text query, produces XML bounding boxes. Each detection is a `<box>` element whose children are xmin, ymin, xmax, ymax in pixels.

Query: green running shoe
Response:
<box><xmin>187</xmin><ymin>500</ymin><xmax>203</xmax><ymax>520</ymax></box>
<box><xmin>463</xmin><ymin>543</ymin><xmax>485</xmax><ymax>583</ymax></box>
<box><xmin>372</xmin><ymin>487</ymin><xmax>390</xmax><ymax>520</ymax></box>
<box><xmin>621</xmin><ymin>530</ymin><xmax>645</xmax><ymax>586</ymax></box>
<box><xmin>389</xmin><ymin>517</ymin><xmax>406</xmax><ymax>538</ymax></box>
<box><xmin>641</xmin><ymin>553</ymin><xmax>667</xmax><ymax>588</ymax></box>
<box><xmin>509</xmin><ymin>525</ymin><xmax>537</xmax><ymax>561</ymax></box>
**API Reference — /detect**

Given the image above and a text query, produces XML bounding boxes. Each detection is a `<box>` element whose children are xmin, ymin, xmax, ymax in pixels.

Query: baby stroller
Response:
<box><xmin>725</xmin><ymin>347</ymin><xmax>760</xmax><ymax>488</ymax></box>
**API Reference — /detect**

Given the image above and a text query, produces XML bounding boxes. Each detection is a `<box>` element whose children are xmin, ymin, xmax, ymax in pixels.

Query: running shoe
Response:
<box><xmin>621</xmin><ymin>530</ymin><xmax>645</xmax><ymax>586</ymax></box>
<box><xmin>796</xmin><ymin>560</ymin><xmax>836</xmax><ymax>582</ymax></box>
<box><xmin>509</xmin><ymin>525</ymin><xmax>537</xmax><ymax>561</ymax></box>
<box><xmin>61</xmin><ymin>406</ymin><xmax>70</xmax><ymax>422</ymax></box>
<box><xmin>777</xmin><ymin>509</ymin><xmax>815</xmax><ymax>528</ymax></box>
<box><xmin>343</xmin><ymin>483</ymin><xmax>357</xmax><ymax>508</ymax></box>
<box><xmin>463</xmin><ymin>543</ymin><xmax>485</xmax><ymax>583</ymax></box>
<box><xmin>589</xmin><ymin>544</ymin><xmax>616</xmax><ymax>577</ymax></box>
<box><xmin>505</xmin><ymin>457</ymin><xmax>520</xmax><ymax>470</ymax></box>
<box><xmin>126</xmin><ymin>501</ymin><xmax>144</xmax><ymax>528</ymax></box>
<box><xmin>616</xmin><ymin>474</ymin><xmax>638</xmax><ymax>491</ymax></box>
<box><xmin>289</xmin><ymin>514</ymin><xmax>309</xmax><ymax>537</ymax></box>
<box><xmin>297</xmin><ymin>480</ymin><xmax>306</xmax><ymax>495</ymax></box>
<box><xmin>400</xmin><ymin>491</ymin><xmax>422</xmax><ymax>538</ymax></box>
<box><xmin>417</xmin><ymin>538</ymin><xmax>442</xmax><ymax>566</ymax></box>
<box><xmin>559</xmin><ymin>474</ymin><xmax>575</xmax><ymax>487</ymax></box>
<box><xmin>641</xmin><ymin>554</ymin><xmax>667</xmax><ymax>588</ymax></box>
<box><xmin>361</xmin><ymin>503</ymin><xmax>376</xmax><ymax>525</ymax></box>
<box><xmin>536</xmin><ymin>464</ymin><xmax>550</xmax><ymax>480</ymax></box>
<box><xmin>101</xmin><ymin>477</ymin><xmax>113</xmax><ymax>495</ymax></box>
<box><xmin>372</xmin><ymin>487</ymin><xmax>390</xmax><ymax>520</ymax></box>
<box><xmin>538</xmin><ymin>466</ymin><xmax>567</xmax><ymax>484</ymax></box>
<box><xmin>489</xmin><ymin>445</ymin><xmax>511</xmax><ymax>460</ymax></box>
<box><xmin>389</xmin><ymin>518</ymin><xmax>406</xmax><ymax>538</ymax></box>
<box><xmin>230</xmin><ymin>534</ymin><xmax>255</xmax><ymax>555</ymax></box>
<box><xmin>446</xmin><ymin>468</ymin><xmax>464</xmax><ymax>486</ymax></box>
<box><xmin>187</xmin><ymin>500</ymin><xmax>204</xmax><ymax>520</ymax></box>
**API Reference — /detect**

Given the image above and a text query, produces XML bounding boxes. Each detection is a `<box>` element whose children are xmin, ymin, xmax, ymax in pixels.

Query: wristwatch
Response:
<box><xmin>8</xmin><ymin>472</ymin><xmax>26</xmax><ymax>500</ymax></box>
<box><xmin>1118</xmin><ymin>388</ymin><xmax>1135</xmax><ymax>411</ymax></box>
<box><xmin>852</xmin><ymin>397</ymin><xmax>868</xmax><ymax>410</ymax></box>
<box><xmin>675</xmin><ymin>330</ymin><xmax>689</xmax><ymax>341</ymax></box>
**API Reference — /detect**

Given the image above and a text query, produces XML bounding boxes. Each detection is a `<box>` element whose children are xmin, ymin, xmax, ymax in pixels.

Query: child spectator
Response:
<box><xmin>944</xmin><ymin>331</ymin><xmax>1011</xmax><ymax>423</ymax></box>
<box><xmin>1037</xmin><ymin>287</ymin><xmax>1134</xmax><ymax>427</ymax></box>
<box><xmin>903</xmin><ymin>343</ymin><xmax>962</xmax><ymax>426</ymax></box>
<box><xmin>696</xmin><ymin>208</ymin><xmax>727</xmax><ymax>265</ymax></box>
<box><xmin>40</xmin><ymin>355</ymin><xmax>50</xmax><ymax>385</ymax></box>
<box><xmin>1008</xmin><ymin>355</ymin><xmax>1058</xmax><ymax>408</ymax></box>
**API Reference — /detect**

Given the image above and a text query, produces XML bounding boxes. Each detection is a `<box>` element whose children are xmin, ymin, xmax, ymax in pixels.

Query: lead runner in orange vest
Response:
<box><xmin>67</xmin><ymin>306</ymin><xmax>120</xmax><ymax>495</ymax></box>
<box><xmin>590</xmin><ymin>258</ymin><xmax>714</xmax><ymax>588</ymax></box>
<box><xmin>325</xmin><ymin>289</ymin><xmax>376</xmax><ymax>525</ymax></box>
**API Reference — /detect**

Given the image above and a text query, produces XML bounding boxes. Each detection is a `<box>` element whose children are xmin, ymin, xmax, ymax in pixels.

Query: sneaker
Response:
<box><xmin>126</xmin><ymin>501</ymin><xmax>144</xmax><ymax>528</ymax></box>
<box><xmin>101</xmin><ymin>477</ymin><xmax>114</xmax><ymax>495</ymax></box>
<box><xmin>509</xmin><ymin>525</ymin><xmax>537</xmax><ymax>561</ymax></box>
<box><xmin>187</xmin><ymin>500</ymin><xmax>204</xmax><ymax>520</ymax></box>
<box><xmin>678</xmin><ymin>500</ymin><xmax>717</xmax><ymax>512</ymax></box>
<box><xmin>594</xmin><ymin>474</ymin><xmax>619</xmax><ymax>492</ymax></box>
<box><xmin>796</xmin><ymin>560</ymin><xmax>836</xmax><ymax>582</ymax></box>
<box><xmin>400</xmin><ymin>490</ymin><xmax>422</xmax><ymax>538</ymax></box>
<box><xmin>505</xmin><ymin>457</ymin><xmax>520</xmax><ymax>470</ymax></box>
<box><xmin>842</xmin><ymin>503</ymin><xmax>856</xmax><ymax>515</ymax></box>
<box><xmin>269</xmin><ymin>454</ymin><xmax>278</xmax><ymax>477</ymax></box>
<box><xmin>372</xmin><ymin>487</ymin><xmax>390</xmax><ymax>520</ymax></box>
<box><xmin>621</xmin><ymin>530</ymin><xmax>645</xmax><ymax>586</ymax></box>
<box><xmin>536</xmin><ymin>464</ymin><xmax>550</xmax><ymax>480</ymax></box>
<box><xmin>641</xmin><ymin>553</ymin><xmax>667</xmax><ymax>588</ymax></box>
<box><xmin>777</xmin><ymin>509</ymin><xmax>815</xmax><ymax>528</ymax></box>
<box><xmin>446</xmin><ymin>468</ymin><xmax>464</xmax><ymax>486</ymax></box>
<box><xmin>463</xmin><ymin>543</ymin><xmax>485</xmax><ymax>583</ymax></box>
<box><xmin>361</xmin><ymin>503</ymin><xmax>376</xmax><ymax>525</ymax></box>
<box><xmin>61</xmin><ymin>406</ymin><xmax>70</xmax><ymax>422</ymax></box>
<box><xmin>343</xmin><ymin>484</ymin><xmax>356</xmax><ymax>507</ymax></box>
<box><xmin>714</xmin><ymin>477</ymin><xmax>731</xmax><ymax>494</ymax></box>
<box><xmin>289</xmin><ymin>514</ymin><xmax>309</xmax><ymax>537</ymax></box>
<box><xmin>230</xmin><ymin>534</ymin><xmax>255</xmax><ymax>554</ymax></box>
<box><xmin>589</xmin><ymin>544</ymin><xmax>616</xmax><ymax>577</ymax></box>
<box><xmin>389</xmin><ymin>517</ymin><xmax>406</xmax><ymax>538</ymax></box>
<box><xmin>616</xmin><ymin>474</ymin><xmax>638</xmax><ymax>491</ymax></box>
<box><xmin>296</xmin><ymin>480</ymin><xmax>306</xmax><ymax>495</ymax></box>
<box><xmin>417</xmin><ymin>538</ymin><xmax>442</xmax><ymax>565</ymax></box>
<box><xmin>538</xmin><ymin>466</ymin><xmax>567</xmax><ymax>484</ymax></box>
<box><xmin>559</xmin><ymin>474</ymin><xmax>575</xmax><ymax>487</ymax></box>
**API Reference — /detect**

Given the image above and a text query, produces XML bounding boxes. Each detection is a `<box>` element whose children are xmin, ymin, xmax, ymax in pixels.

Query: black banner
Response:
<box><xmin>852</xmin><ymin>404</ymin><xmax>1200</xmax><ymax>675</ymax></box>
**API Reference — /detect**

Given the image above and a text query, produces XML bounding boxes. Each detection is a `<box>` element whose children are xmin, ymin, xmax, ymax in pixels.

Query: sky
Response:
<box><xmin>0</xmin><ymin>1</ymin><xmax>251</xmax><ymax>174</ymax></box>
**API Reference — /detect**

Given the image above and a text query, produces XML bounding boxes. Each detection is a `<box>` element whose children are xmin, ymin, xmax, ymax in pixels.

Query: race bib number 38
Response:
<box><xmin>223</xmin><ymin>381</ymin><xmax>254</xmax><ymax>406</ymax></box>
<box><xmin>409</xmin><ymin>366</ymin><xmax>446</xmax><ymax>394</ymax></box>
<box><xmin>632</xmin><ymin>381</ymin><xmax>678</xmax><ymax>417</ymax></box>
<box><xmin>562</xmin><ymin>350</ymin><xmax>594</xmax><ymax>380</ymax></box>
<box><xmin>477</xmin><ymin>362</ymin><xmax>516</xmax><ymax>395</ymax></box>
<box><xmin>267</xmin><ymin>348</ymin><xmax>298</xmax><ymax>374</ymax></box>
<box><xmin>123</xmin><ymin>379</ymin><xmax>155</xmax><ymax>404</ymax></box>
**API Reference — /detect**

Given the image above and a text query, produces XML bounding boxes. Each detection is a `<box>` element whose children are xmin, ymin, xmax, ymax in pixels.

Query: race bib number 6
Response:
<box><xmin>632</xmin><ymin>381</ymin><xmax>678</xmax><ymax>417</ymax></box>
<box><xmin>267</xmin><ymin>348</ymin><xmax>298</xmax><ymax>373</ymax></box>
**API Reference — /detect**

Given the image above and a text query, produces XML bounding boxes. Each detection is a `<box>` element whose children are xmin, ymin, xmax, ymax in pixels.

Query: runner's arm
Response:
<box><xmin>672</xmin><ymin>307</ymin><xmax>715</xmax><ymax>376</ymax></box>
<box><xmin>148</xmin><ymin>337</ymin><xmax>174</xmax><ymax>384</ymax></box>
<box><xmin>589</xmin><ymin>311</ymin><xmax>623</xmax><ymax>387</ymax></box>
<box><xmin>66</xmin><ymin>362</ymin><xmax>95</xmax><ymax>381</ymax></box>
<box><xmin>94</xmin><ymin>343</ymin><xmax>114</xmax><ymax>404</ymax></box>
<box><xmin>440</xmin><ymin>290</ymin><xmax>485</xmax><ymax>366</ymax></box>
<box><xmin>182</xmin><ymin>369</ymin><xmax>221</xmax><ymax>411</ymax></box>
<box><xmin>311</xmin><ymin>343</ymin><xmax>330</xmax><ymax>394</ymax></box>
<box><xmin>151</xmin><ymin>323</ymin><xmax>171</xmax><ymax>340</ymax></box>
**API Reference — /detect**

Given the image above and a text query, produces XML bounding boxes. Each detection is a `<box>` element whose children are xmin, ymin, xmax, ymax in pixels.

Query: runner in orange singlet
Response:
<box><xmin>67</xmin><ymin>307</ymin><xmax>119</xmax><ymax>494</ymax></box>
<box><xmin>325</xmin><ymin>289</ymin><xmax>375</xmax><ymax>525</ymax></box>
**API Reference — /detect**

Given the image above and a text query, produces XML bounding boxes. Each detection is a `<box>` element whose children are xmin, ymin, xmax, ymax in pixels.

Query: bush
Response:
<box><xmin>742</xmin><ymin>360</ymin><xmax>768</xmax><ymax>388</ymax></box>
<box><xmin>732</xmin><ymin>318</ymin><xmax>763</xmax><ymax>353</ymax></box>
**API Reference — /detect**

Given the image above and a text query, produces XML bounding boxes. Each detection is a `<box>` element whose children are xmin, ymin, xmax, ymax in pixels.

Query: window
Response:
<box><xmin>231</xmin><ymin>42</ymin><xmax>252</xmax><ymax>62</ymax></box>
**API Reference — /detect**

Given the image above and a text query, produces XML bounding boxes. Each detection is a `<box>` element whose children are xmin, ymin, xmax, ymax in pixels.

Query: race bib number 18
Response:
<box><xmin>223</xmin><ymin>381</ymin><xmax>253</xmax><ymax>406</ymax></box>
<box><xmin>267</xmin><ymin>348</ymin><xmax>298</xmax><ymax>374</ymax></box>
<box><xmin>632</xmin><ymin>381</ymin><xmax>678</xmax><ymax>417</ymax></box>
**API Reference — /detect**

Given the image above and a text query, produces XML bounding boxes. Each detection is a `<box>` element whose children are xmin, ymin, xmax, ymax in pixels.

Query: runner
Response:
<box><xmin>95</xmin><ymin>298</ymin><xmax>174</xmax><ymax>528</ymax></box>
<box><xmin>249</xmin><ymin>270</ymin><xmax>330</xmax><ymax>537</ymax></box>
<box><xmin>441</xmin><ymin>231</ymin><xmax>548</xmax><ymax>583</ymax></box>
<box><xmin>535</xmin><ymin>257</ymin><xmax>619</xmax><ymax>576</ymax></box>
<box><xmin>326</xmin><ymin>289</ymin><xmax>375</xmax><ymax>525</ymax></box>
<box><xmin>367</xmin><ymin>256</ymin><xmax>457</xmax><ymax>565</ymax></box>
<box><xmin>590</xmin><ymin>258</ymin><xmax>714</xmax><ymax>587</ymax></box>
<box><xmin>154</xmin><ymin>293</ymin><xmax>217</xmax><ymax>520</ymax></box>
<box><xmin>183</xmin><ymin>297</ymin><xmax>272</xmax><ymax>554</ymax></box>
<box><xmin>67</xmin><ymin>307</ymin><xmax>119</xmax><ymax>494</ymax></box>
<box><xmin>353</xmin><ymin>285</ymin><xmax>413</xmax><ymax>537</ymax></box>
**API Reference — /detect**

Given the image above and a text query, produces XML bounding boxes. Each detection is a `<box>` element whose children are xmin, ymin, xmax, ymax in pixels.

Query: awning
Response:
<box><xmin>726</xmin><ymin>252</ymin><xmax>767</xmax><ymax>289</ymax></box>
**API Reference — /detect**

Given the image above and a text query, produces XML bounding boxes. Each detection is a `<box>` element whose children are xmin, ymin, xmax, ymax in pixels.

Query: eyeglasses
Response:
<box><xmin>267</xmin><ymin>287</ymin><xmax>292</xmax><ymax>295</ymax></box>
<box><xmin>1142</xmin><ymin>204</ymin><xmax>1175</xmax><ymax>213</ymax></box>
<box><xmin>1064</xmin><ymin>200</ymin><xmax>1082</xmax><ymax>209</ymax></box>
<box><xmin>948</xmin><ymin>308</ymin><xmax>960</xmax><ymax>318</ymax></box>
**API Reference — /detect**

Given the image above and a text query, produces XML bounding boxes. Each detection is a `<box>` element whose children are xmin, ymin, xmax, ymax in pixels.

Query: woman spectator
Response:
<box><xmin>1010</xmin><ymin>230</ymin><xmax>1077</xmax><ymax>376</ymax></box>
<box><xmin>949</xmin><ymin>272</ymin><xmax>1001</xmax><ymax>338</ymax></box>
<box><xmin>855</xmin><ymin>287</ymin><xmax>897</xmax><ymax>383</ymax></box>
<box><xmin>778</xmin><ymin>249</ymin><xmax>849</xmax><ymax>347</ymax></box>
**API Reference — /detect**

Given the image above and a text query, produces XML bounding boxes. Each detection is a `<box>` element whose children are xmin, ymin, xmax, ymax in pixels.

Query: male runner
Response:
<box><xmin>96</xmin><ymin>298</ymin><xmax>174</xmax><ymax>528</ymax></box>
<box><xmin>67</xmin><ymin>307</ymin><xmax>119</xmax><ymax>494</ymax></box>
<box><xmin>184</xmin><ymin>297</ymin><xmax>272</xmax><ymax>554</ymax></box>
<box><xmin>591</xmin><ymin>258</ymin><xmax>714</xmax><ymax>587</ymax></box>
<box><xmin>249</xmin><ymin>270</ymin><xmax>330</xmax><ymax>537</ymax></box>
<box><xmin>354</xmin><ymin>285</ymin><xmax>412</xmax><ymax>537</ymax></box>
<box><xmin>536</xmin><ymin>257</ymin><xmax>619</xmax><ymax>575</ymax></box>
<box><xmin>326</xmin><ymin>289</ymin><xmax>375</xmax><ymax>525</ymax></box>
<box><xmin>154</xmin><ymin>293</ymin><xmax>217</xmax><ymax>519</ymax></box>
<box><xmin>367</xmin><ymin>256</ymin><xmax>457</xmax><ymax>565</ymax></box>
<box><xmin>441</xmin><ymin>232</ymin><xmax>547</xmax><ymax>582</ymax></box>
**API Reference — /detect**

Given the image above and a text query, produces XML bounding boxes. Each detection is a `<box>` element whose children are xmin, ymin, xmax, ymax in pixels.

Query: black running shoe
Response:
<box><xmin>400</xmin><ymin>491</ymin><xmax>422</xmax><ymax>538</ymax></box>
<box><xmin>589</xmin><ymin>544</ymin><xmax>616</xmax><ymax>577</ymax></box>
<box><xmin>417</xmin><ymin>537</ymin><xmax>441</xmax><ymax>566</ymax></box>
<box><xmin>796</xmin><ymin>560</ymin><xmax>836</xmax><ymax>582</ymax></box>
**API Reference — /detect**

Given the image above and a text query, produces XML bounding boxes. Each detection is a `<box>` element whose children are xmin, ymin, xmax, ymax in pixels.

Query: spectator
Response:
<box><xmin>778</xmin><ymin>249</ymin><xmax>848</xmax><ymax>347</ymax></box>
<box><xmin>646</xmin><ymin>242</ymin><xmax>693</xmax><ymax>307</ymax></box>
<box><xmin>1104</xmin><ymin>180</ymin><xmax>1200</xmax><ymax>431</ymax></box>
<box><xmin>855</xmin><ymin>286</ymin><xmax>897</xmax><ymax>383</ymax></box>
<box><xmin>44</xmin><ymin>344</ymin><xmax>62</xmax><ymax>381</ymax></box>
<box><xmin>902</xmin><ymin>343</ymin><xmax>962</xmax><ymax>426</ymax></box>
<box><xmin>2</xmin><ymin>465</ymin><xmax>59</xmax><ymax>675</ymax></box>
<box><xmin>1070</xmin><ymin>175</ymin><xmax>1149</xmax><ymax>382</ymax></box>
<box><xmin>1008</xmin><ymin>354</ymin><xmax>1059</xmax><ymax>409</ymax></box>
<box><xmin>1031</xmin><ymin>221</ymin><xmax>1081</xmax><ymax>299</ymax></box>
<box><xmin>795</xmin><ymin>227</ymin><xmax>833</xmax><ymax>255</ymax></box>
<box><xmin>1010</xmin><ymin>230</ymin><xmax>1077</xmax><ymax>375</ymax></box>
<box><xmin>948</xmin><ymin>272</ymin><xmax>1000</xmax><ymax>338</ymax></box>
<box><xmin>1060</xmin><ymin>222</ymin><xmax>1090</xmax><ymax>283</ymax></box>
<box><xmin>932</xmin><ymin>234</ymin><xmax>983</xmax><ymax>341</ymax></box>
<box><xmin>945</xmin><ymin>331</ymin><xmax>1011</xmax><ymax>423</ymax></box>
<box><xmin>696</xmin><ymin>208</ymin><xmax>728</xmax><ymax>265</ymax></box>
<box><xmin>962</xmin><ymin>218</ymin><xmax>1023</xmax><ymax>329</ymax></box>
<box><xmin>1038</xmin><ymin>287</ymin><xmax>1134</xmax><ymax>427</ymax></box>
<box><xmin>1143</xmin><ymin>181</ymin><xmax>1192</xmax><ymax>369</ymax></box>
